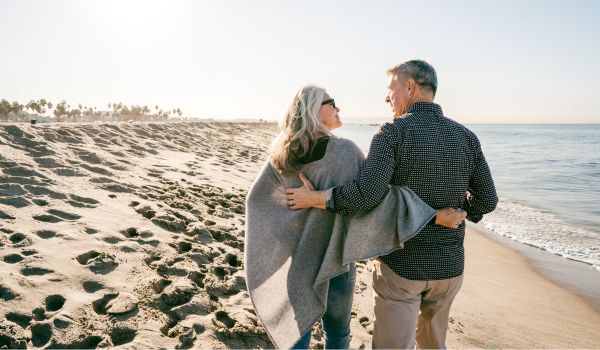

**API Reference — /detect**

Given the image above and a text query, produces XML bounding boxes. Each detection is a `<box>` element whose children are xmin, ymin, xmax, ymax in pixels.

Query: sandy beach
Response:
<box><xmin>1</xmin><ymin>122</ymin><xmax>599</xmax><ymax>349</ymax></box>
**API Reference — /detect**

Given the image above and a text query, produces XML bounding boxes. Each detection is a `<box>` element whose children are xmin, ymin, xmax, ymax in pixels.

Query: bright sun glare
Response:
<box><xmin>91</xmin><ymin>0</ymin><xmax>174</xmax><ymax>31</ymax></box>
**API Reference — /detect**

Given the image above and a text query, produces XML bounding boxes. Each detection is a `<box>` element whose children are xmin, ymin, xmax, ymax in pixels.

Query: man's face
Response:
<box><xmin>385</xmin><ymin>75</ymin><xmax>410</xmax><ymax>117</ymax></box>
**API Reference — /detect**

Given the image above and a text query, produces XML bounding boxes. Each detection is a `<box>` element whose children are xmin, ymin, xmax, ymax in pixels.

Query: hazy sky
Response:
<box><xmin>1</xmin><ymin>0</ymin><xmax>599</xmax><ymax>123</ymax></box>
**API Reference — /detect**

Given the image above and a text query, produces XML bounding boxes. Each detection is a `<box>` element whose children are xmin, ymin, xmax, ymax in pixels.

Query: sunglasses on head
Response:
<box><xmin>321</xmin><ymin>98</ymin><xmax>336</xmax><ymax>109</ymax></box>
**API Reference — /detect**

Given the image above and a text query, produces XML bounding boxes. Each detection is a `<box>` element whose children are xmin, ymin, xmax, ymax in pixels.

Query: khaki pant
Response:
<box><xmin>372</xmin><ymin>259</ymin><xmax>464</xmax><ymax>349</ymax></box>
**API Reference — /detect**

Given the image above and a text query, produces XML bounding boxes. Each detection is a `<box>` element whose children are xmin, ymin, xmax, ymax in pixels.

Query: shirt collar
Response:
<box><xmin>406</xmin><ymin>102</ymin><xmax>444</xmax><ymax>116</ymax></box>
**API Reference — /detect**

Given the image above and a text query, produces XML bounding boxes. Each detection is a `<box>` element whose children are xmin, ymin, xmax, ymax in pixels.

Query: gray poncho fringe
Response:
<box><xmin>245</xmin><ymin>137</ymin><xmax>436</xmax><ymax>349</ymax></box>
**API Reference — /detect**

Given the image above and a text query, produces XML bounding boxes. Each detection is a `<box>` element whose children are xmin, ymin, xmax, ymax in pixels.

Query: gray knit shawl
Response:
<box><xmin>244</xmin><ymin>137</ymin><xmax>436</xmax><ymax>349</ymax></box>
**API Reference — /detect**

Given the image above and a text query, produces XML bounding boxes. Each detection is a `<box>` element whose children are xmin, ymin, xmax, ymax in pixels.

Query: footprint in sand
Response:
<box><xmin>44</xmin><ymin>294</ymin><xmax>66</xmax><ymax>313</ymax></box>
<box><xmin>24</xmin><ymin>185</ymin><xmax>67</xmax><ymax>200</ymax></box>
<box><xmin>89</xmin><ymin>176</ymin><xmax>115</xmax><ymax>184</ymax></box>
<box><xmin>134</xmin><ymin>205</ymin><xmax>156</xmax><ymax>219</ymax></box>
<box><xmin>151</xmin><ymin>278</ymin><xmax>173</xmax><ymax>294</ymax></box>
<box><xmin>91</xmin><ymin>293</ymin><xmax>118</xmax><ymax>314</ymax></box>
<box><xmin>0</xmin><ymin>283</ymin><xmax>19</xmax><ymax>301</ymax></box>
<box><xmin>171</xmin><ymin>240</ymin><xmax>192</xmax><ymax>254</ymax></box>
<box><xmin>20</xmin><ymin>266</ymin><xmax>54</xmax><ymax>276</ymax></box>
<box><xmin>82</xmin><ymin>280</ymin><xmax>105</xmax><ymax>293</ymax></box>
<box><xmin>159</xmin><ymin>280</ymin><xmax>197</xmax><ymax>308</ymax></box>
<box><xmin>119</xmin><ymin>227</ymin><xmax>140</xmax><ymax>238</ymax></box>
<box><xmin>77</xmin><ymin>151</ymin><xmax>103</xmax><ymax>164</ymax></box>
<box><xmin>9</xmin><ymin>232</ymin><xmax>32</xmax><ymax>247</ymax></box>
<box><xmin>76</xmin><ymin>250</ymin><xmax>119</xmax><ymax>274</ymax></box>
<box><xmin>0</xmin><ymin>196</ymin><xmax>30</xmax><ymax>208</ymax></box>
<box><xmin>93</xmin><ymin>292</ymin><xmax>139</xmax><ymax>316</ymax></box>
<box><xmin>33</xmin><ymin>209</ymin><xmax>81</xmax><ymax>223</ymax></box>
<box><xmin>84</xmin><ymin>227</ymin><xmax>99</xmax><ymax>235</ymax></box>
<box><xmin>223</xmin><ymin>253</ymin><xmax>242</xmax><ymax>268</ymax></box>
<box><xmin>53</xmin><ymin>167</ymin><xmax>85</xmax><ymax>177</ymax></box>
<box><xmin>35</xmin><ymin>230</ymin><xmax>57</xmax><ymax>239</ymax></box>
<box><xmin>48</xmin><ymin>335</ymin><xmax>103</xmax><ymax>349</ymax></box>
<box><xmin>81</xmin><ymin>163</ymin><xmax>113</xmax><ymax>176</ymax></box>
<box><xmin>102</xmin><ymin>235</ymin><xmax>123</xmax><ymax>244</ymax></box>
<box><xmin>5</xmin><ymin>311</ymin><xmax>32</xmax><ymax>328</ymax></box>
<box><xmin>118</xmin><ymin>227</ymin><xmax>157</xmax><ymax>247</ymax></box>
<box><xmin>143</xmin><ymin>254</ymin><xmax>162</xmax><ymax>268</ymax></box>
<box><xmin>187</xmin><ymin>271</ymin><xmax>205</xmax><ymax>288</ymax></box>
<box><xmin>31</xmin><ymin>198</ymin><xmax>49</xmax><ymax>206</ymax></box>
<box><xmin>21</xmin><ymin>249</ymin><xmax>38</xmax><ymax>256</ymax></box>
<box><xmin>215</xmin><ymin>310</ymin><xmax>237</xmax><ymax>328</ymax></box>
<box><xmin>110</xmin><ymin>325</ymin><xmax>137</xmax><ymax>346</ymax></box>
<box><xmin>66</xmin><ymin>194</ymin><xmax>100</xmax><ymax>208</ymax></box>
<box><xmin>47</xmin><ymin>209</ymin><xmax>81</xmax><ymax>220</ymax></box>
<box><xmin>3</xmin><ymin>253</ymin><xmax>24</xmax><ymax>264</ymax></box>
<box><xmin>53</xmin><ymin>316</ymin><xmax>72</xmax><ymax>329</ymax></box>
<box><xmin>100</xmin><ymin>183</ymin><xmax>135</xmax><ymax>194</ymax></box>
<box><xmin>118</xmin><ymin>244</ymin><xmax>142</xmax><ymax>253</ymax></box>
<box><xmin>147</xmin><ymin>170</ymin><xmax>164</xmax><ymax>178</ymax></box>
<box><xmin>32</xmin><ymin>213</ymin><xmax>63</xmax><ymax>223</ymax></box>
<box><xmin>31</xmin><ymin>321</ymin><xmax>53</xmax><ymax>347</ymax></box>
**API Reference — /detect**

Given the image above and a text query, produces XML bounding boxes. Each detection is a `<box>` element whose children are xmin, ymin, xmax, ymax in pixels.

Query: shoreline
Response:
<box><xmin>472</xmin><ymin>222</ymin><xmax>600</xmax><ymax>312</ymax></box>
<box><xmin>444</xmin><ymin>224</ymin><xmax>600</xmax><ymax>348</ymax></box>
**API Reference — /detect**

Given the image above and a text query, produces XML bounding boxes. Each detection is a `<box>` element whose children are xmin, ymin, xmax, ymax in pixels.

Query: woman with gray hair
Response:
<box><xmin>244</xmin><ymin>84</ymin><xmax>463</xmax><ymax>349</ymax></box>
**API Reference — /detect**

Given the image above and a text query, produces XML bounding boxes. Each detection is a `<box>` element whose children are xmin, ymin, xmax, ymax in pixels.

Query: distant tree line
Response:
<box><xmin>0</xmin><ymin>98</ymin><xmax>183</xmax><ymax>122</ymax></box>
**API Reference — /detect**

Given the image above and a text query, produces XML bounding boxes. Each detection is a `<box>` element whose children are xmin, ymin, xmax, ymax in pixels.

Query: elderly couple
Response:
<box><xmin>245</xmin><ymin>60</ymin><xmax>498</xmax><ymax>349</ymax></box>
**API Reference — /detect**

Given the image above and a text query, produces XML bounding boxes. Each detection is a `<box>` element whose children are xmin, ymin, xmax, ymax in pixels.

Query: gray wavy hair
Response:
<box><xmin>270</xmin><ymin>84</ymin><xmax>331</xmax><ymax>173</ymax></box>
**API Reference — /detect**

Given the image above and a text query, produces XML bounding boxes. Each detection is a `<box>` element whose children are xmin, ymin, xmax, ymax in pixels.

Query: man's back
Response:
<box><xmin>382</xmin><ymin>102</ymin><xmax>496</xmax><ymax>279</ymax></box>
<box><xmin>393</xmin><ymin>110</ymin><xmax>475</xmax><ymax>209</ymax></box>
<box><xmin>330</xmin><ymin>102</ymin><xmax>497</xmax><ymax>280</ymax></box>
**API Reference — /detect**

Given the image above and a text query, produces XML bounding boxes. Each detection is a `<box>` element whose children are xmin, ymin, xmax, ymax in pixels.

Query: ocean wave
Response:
<box><xmin>480</xmin><ymin>198</ymin><xmax>600</xmax><ymax>270</ymax></box>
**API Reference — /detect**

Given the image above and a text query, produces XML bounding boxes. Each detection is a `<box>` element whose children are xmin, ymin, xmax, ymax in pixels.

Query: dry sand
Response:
<box><xmin>1</xmin><ymin>122</ymin><xmax>599</xmax><ymax>349</ymax></box>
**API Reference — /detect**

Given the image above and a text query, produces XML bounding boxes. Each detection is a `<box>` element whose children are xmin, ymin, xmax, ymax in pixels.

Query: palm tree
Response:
<box><xmin>26</xmin><ymin>100</ymin><xmax>39</xmax><ymax>116</ymax></box>
<box><xmin>39</xmin><ymin>99</ymin><xmax>51</xmax><ymax>116</ymax></box>
<box><xmin>0</xmin><ymin>99</ymin><xmax>11</xmax><ymax>122</ymax></box>
<box><xmin>143</xmin><ymin>105</ymin><xmax>150</xmax><ymax>121</ymax></box>
<box><xmin>112</xmin><ymin>102</ymin><xmax>123</xmax><ymax>120</ymax></box>
<box><xmin>10</xmin><ymin>101</ymin><xmax>23</xmax><ymax>121</ymax></box>
<box><xmin>53</xmin><ymin>100</ymin><xmax>68</xmax><ymax>122</ymax></box>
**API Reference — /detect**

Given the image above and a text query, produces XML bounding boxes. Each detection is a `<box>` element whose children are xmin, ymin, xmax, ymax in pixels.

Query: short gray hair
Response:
<box><xmin>387</xmin><ymin>60</ymin><xmax>438</xmax><ymax>97</ymax></box>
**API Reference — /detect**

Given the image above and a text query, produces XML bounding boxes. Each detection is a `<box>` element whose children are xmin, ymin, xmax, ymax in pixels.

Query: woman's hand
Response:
<box><xmin>435</xmin><ymin>208</ymin><xmax>467</xmax><ymax>229</ymax></box>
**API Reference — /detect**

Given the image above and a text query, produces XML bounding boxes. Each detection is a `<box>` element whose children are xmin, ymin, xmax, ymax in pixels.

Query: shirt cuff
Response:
<box><xmin>324</xmin><ymin>188</ymin><xmax>335</xmax><ymax>212</ymax></box>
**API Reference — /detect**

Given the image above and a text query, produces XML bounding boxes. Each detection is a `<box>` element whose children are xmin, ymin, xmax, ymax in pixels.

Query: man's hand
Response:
<box><xmin>285</xmin><ymin>173</ymin><xmax>327</xmax><ymax>210</ymax></box>
<box><xmin>435</xmin><ymin>208</ymin><xmax>467</xmax><ymax>229</ymax></box>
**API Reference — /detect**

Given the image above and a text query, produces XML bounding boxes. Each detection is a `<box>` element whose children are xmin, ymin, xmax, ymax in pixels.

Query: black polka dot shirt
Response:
<box><xmin>327</xmin><ymin>102</ymin><xmax>498</xmax><ymax>280</ymax></box>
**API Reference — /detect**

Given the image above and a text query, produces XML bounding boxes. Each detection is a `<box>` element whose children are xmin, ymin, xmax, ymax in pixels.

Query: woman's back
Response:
<box><xmin>244</xmin><ymin>136</ymin><xmax>365</xmax><ymax>348</ymax></box>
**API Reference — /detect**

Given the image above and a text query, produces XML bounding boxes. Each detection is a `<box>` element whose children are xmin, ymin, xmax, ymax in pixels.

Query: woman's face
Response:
<box><xmin>318</xmin><ymin>93</ymin><xmax>342</xmax><ymax>131</ymax></box>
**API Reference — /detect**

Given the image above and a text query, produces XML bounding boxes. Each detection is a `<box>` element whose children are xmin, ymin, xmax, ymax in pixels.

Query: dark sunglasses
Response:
<box><xmin>321</xmin><ymin>98</ymin><xmax>336</xmax><ymax>109</ymax></box>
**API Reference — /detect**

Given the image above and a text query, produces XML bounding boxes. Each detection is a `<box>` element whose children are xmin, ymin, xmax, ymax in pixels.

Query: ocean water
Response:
<box><xmin>335</xmin><ymin>123</ymin><xmax>600</xmax><ymax>270</ymax></box>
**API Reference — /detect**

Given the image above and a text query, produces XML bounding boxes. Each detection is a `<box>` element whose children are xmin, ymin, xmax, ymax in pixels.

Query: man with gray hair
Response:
<box><xmin>286</xmin><ymin>59</ymin><xmax>498</xmax><ymax>348</ymax></box>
